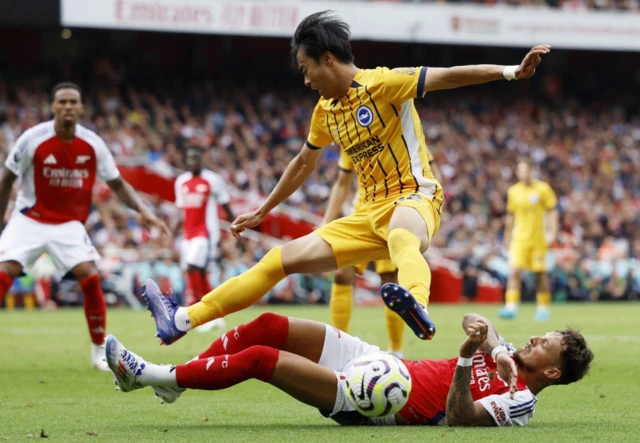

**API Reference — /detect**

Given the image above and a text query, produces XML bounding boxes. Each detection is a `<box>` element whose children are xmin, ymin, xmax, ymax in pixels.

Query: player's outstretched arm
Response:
<box><xmin>107</xmin><ymin>177</ymin><xmax>171</xmax><ymax>236</ymax></box>
<box><xmin>446</xmin><ymin>320</ymin><xmax>497</xmax><ymax>426</ymax></box>
<box><xmin>0</xmin><ymin>169</ymin><xmax>17</xmax><ymax>230</ymax></box>
<box><xmin>321</xmin><ymin>168</ymin><xmax>352</xmax><ymax>226</ymax></box>
<box><xmin>424</xmin><ymin>45</ymin><xmax>551</xmax><ymax>93</ymax></box>
<box><xmin>230</xmin><ymin>144</ymin><xmax>323</xmax><ymax>238</ymax></box>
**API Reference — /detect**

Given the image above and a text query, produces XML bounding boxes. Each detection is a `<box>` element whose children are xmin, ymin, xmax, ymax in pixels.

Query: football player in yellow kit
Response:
<box><xmin>499</xmin><ymin>159</ymin><xmax>558</xmax><ymax>321</ymax></box>
<box><xmin>143</xmin><ymin>11</ymin><xmax>550</xmax><ymax>345</ymax></box>
<box><xmin>325</xmin><ymin>148</ymin><xmax>443</xmax><ymax>358</ymax></box>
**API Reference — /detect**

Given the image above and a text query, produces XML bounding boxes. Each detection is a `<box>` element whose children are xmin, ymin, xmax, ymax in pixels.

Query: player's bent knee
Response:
<box><xmin>0</xmin><ymin>260</ymin><xmax>24</xmax><ymax>278</ymax></box>
<box><xmin>510</xmin><ymin>267</ymin><xmax>522</xmax><ymax>280</ymax></box>
<box><xmin>70</xmin><ymin>261</ymin><xmax>99</xmax><ymax>281</ymax></box>
<box><xmin>388</xmin><ymin>209</ymin><xmax>430</xmax><ymax>252</ymax></box>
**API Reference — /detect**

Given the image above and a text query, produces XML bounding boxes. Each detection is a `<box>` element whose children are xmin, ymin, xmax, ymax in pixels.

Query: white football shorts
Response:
<box><xmin>180</xmin><ymin>236</ymin><xmax>212</xmax><ymax>269</ymax></box>
<box><xmin>0</xmin><ymin>212</ymin><xmax>100</xmax><ymax>274</ymax></box>
<box><xmin>318</xmin><ymin>324</ymin><xmax>396</xmax><ymax>425</ymax></box>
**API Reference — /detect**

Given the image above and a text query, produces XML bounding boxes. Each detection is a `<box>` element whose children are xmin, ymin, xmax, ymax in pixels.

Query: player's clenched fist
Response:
<box><xmin>515</xmin><ymin>45</ymin><xmax>551</xmax><ymax>80</ymax></box>
<box><xmin>459</xmin><ymin>320</ymin><xmax>488</xmax><ymax>358</ymax></box>
<box><xmin>230</xmin><ymin>209</ymin><xmax>265</xmax><ymax>239</ymax></box>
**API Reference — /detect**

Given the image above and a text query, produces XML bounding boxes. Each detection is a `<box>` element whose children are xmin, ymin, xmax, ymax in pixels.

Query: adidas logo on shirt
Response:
<box><xmin>43</xmin><ymin>154</ymin><xmax>57</xmax><ymax>165</ymax></box>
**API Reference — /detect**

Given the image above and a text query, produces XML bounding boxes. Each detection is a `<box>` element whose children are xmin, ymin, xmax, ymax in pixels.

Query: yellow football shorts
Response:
<box><xmin>509</xmin><ymin>242</ymin><xmax>547</xmax><ymax>273</ymax></box>
<box><xmin>316</xmin><ymin>192</ymin><xmax>442</xmax><ymax>270</ymax></box>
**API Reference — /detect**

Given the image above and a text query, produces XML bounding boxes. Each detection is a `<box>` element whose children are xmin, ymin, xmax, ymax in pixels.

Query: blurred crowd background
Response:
<box><xmin>1</xmin><ymin>21</ymin><xmax>639</xmax><ymax>310</ymax></box>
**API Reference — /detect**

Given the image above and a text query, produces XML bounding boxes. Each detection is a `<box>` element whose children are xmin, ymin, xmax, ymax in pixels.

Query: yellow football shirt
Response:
<box><xmin>338</xmin><ymin>145</ymin><xmax>435</xmax><ymax>212</ymax></box>
<box><xmin>308</xmin><ymin>66</ymin><xmax>440</xmax><ymax>205</ymax></box>
<box><xmin>507</xmin><ymin>180</ymin><xmax>557</xmax><ymax>245</ymax></box>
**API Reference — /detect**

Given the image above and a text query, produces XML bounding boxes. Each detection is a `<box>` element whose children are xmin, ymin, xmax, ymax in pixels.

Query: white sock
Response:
<box><xmin>139</xmin><ymin>363</ymin><xmax>179</xmax><ymax>387</ymax></box>
<box><xmin>537</xmin><ymin>305</ymin><xmax>549</xmax><ymax>313</ymax></box>
<box><xmin>505</xmin><ymin>302</ymin><xmax>517</xmax><ymax>311</ymax></box>
<box><xmin>174</xmin><ymin>307</ymin><xmax>193</xmax><ymax>332</ymax></box>
<box><xmin>388</xmin><ymin>350</ymin><xmax>404</xmax><ymax>360</ymax></box>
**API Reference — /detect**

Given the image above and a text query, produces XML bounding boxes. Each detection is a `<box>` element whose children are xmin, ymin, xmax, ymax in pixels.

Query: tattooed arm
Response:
<box><xmin>462</xmin><ymin>313</ymin><xmax>519</xmax><ymax>398</ymax></box>
<box><xmin>445</xmin><ymin>320</ymin><xmax>498</xmax><ymax>427</ymax></box>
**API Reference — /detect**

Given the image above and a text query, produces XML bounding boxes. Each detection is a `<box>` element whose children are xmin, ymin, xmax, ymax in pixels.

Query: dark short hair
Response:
<box><xmin>52</xmin><ymin>82</ymin><xmax>82</xmax><ymax>101</ymax></box>
<box><xmin>556</xmin><ymin>328</ymin><xmax>593</xmax><ymax>385</ymax></box>
<box><xmin>290</xmin><ymin>11</ymin><xmax>354</xmax><ymax>70</ymax></box>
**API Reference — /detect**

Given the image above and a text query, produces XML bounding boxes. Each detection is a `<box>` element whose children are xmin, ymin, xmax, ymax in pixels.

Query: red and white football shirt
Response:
<box><xmin>174</xmin><ymin>169</ymin><xmax>230</xmax><ymax>242</ymax></box>
<box><xmin>400</xmin><ymin>348</ymin><xmax>537</xmax><ymax>426</ymax></box>
<box><xmin>5</xmin><ymin>121</ymin><xmax>120</xmax><ymax>224</ymax></box>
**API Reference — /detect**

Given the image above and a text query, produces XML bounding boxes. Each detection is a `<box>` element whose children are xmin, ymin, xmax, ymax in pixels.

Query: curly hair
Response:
<box><xmin>556</xmin><ymin>327</ymin><xmax>594</xmax><ymax>385</ymax></box>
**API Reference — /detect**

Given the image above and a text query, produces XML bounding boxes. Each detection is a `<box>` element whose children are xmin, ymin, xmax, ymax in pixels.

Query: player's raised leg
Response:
<box><xmin>145</xmin><ymin>232</ymin><xmax>338</xmax><ymax>345</ymax></box>
<box><xmin>384</xmin><ymin>202</ymin><xmax>437</xmax><ymax>340</ymax></box>
<box><xmin>330</xmin><ymin>266</ymin><xmax>356</xmax><ymax>333</ymax></box>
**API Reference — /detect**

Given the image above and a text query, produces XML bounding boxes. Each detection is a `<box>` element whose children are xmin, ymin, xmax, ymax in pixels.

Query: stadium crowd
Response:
<box><xmin>0</xmin><ymin>57</ymin><xmax>638</xmax><ymax>307</ymax></box>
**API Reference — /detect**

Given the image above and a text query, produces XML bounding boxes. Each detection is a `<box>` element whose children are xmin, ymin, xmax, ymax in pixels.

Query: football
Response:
<box><xmin>345</xmin><ymin>353</ymin><xmax>412</xmax><ymax>417</ymax></box>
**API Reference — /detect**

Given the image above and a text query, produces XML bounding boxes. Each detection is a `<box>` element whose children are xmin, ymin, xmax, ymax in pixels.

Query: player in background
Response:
<box><xmin>499</xmin><ymin>159</ymin><xmax>558</xmax><ymax>321</ymax></box>
<box><xmin>106</xmin><ymin>305</ymin><xmax>592</xmax><ymax>427</ymax></box>
<box><xmin>324</xmin><ymin>147</ymin><xmax>444</xmax><ymax>358</ymax></box>
<box><xmin>0</xmin><ymin>82</ymin><xmax>170</xmax><ymax>370</ymax></box>
<box><xmin>143</xmin><ymin>11</ymin><xmax>550</xmax><ymax>346</ymax></box>
<box><xmin>172</xmin><ymin>145</ymin><xmax>234</xmax><ymax>332</ymax></box>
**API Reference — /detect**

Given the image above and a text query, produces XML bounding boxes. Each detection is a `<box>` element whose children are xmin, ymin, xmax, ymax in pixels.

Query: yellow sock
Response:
<box><xmin>387</xmin><ymin>228</ymin><xmax>431</xmax><ymax>307</ymax></box>
<box><xmin>385</xmin><ymin>306</ymin><xmax>405</xmax><ymax>352</ymax></box>
<box><xmin>5</xmin><ymin>294</ymin><xmax>15</xmax><ymax>311</ymax></box>
<box><xmin>505</xmin><ymin>289</ymin><xmax>520</xmax><ymax>305</ymax></box>
<box><xmin>536</xmin><ymin>292</ymin><xmax>551</xmax><ymax>307</ymax></box>
<box><xmin>24</xmin><ymin>294</ymin><xmax>36</xmax><ymax>311</ymax></box>
<box><xmin>187</xmin><ymin>246</ymin><xmax>286</xmax><ymax>327</ymax></box>
<box><xmin>330</xmin><ymin>283</ymin><xmax>353</xmax><ymax>333</ymax></box>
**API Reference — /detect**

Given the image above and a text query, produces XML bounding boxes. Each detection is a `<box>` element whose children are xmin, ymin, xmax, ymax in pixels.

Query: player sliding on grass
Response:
<box><xmin>106</xmin><ymin>307</ymin><xmax>592</xmax><ymax>426</ymax></box>
<box><xmin>143</xmin><ymin>11</ymin><xmax>551</xmax><ymax>345</ymax></box>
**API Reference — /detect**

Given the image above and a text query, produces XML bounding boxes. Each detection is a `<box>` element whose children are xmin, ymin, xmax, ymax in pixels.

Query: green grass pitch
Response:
<box><xmin>1</xmin><ymin>303</ymin><xmax>639</xmax><ymax>442</ymax></box>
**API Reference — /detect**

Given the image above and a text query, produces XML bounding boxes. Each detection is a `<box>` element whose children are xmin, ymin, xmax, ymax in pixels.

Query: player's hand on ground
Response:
<box><xmin>496</xmin><ymin>352</ymin><xmax>519</xmax><ymax>400</ymax></box>
<box><xmin>459</xmin><ymin>320</ymin><xmax>488</xmax><ymax>358</ymax></box>
<box><xmin>230</xmin><ymin>209</ymin><xmax>264</xmax><ymax>239</ymax></box>
<box><xmin>515</xmin><ymin>45</ymin><xmax>551</xmax><ymax>80</ymax></box>
<box><xmin>140</xmin><ymin>210</ymin><xmax>171</xmax><ymax>237</ymax></box>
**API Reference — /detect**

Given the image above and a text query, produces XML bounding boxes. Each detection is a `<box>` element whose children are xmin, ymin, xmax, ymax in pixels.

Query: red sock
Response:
<box><xmin>0</xmin><ymin>271</ymin><xmax>13</xmax><ymax>303</ymax></box>
<box><xmin>177</xmin><ymin>346</ymin><xmax>279</xmax><ymax>390</ymax></box>
<box><xmin>79</xmin><ymin>274</ymin><xmax>107</xmax><ymax>345</ymax></box>
<box><xmin>186</xmin><ymin>270</ymin><xmax>204</xmax><ymax>305</ymax></box>
<box><xmin>198</xmin><ymin>312</ymin><xmax>289</xmax><ymax>359</ymax></box>
<box><xmin>200</xmin><ymin>272</ymin><xmax>212</xmax><ymax>294</ymax></box>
